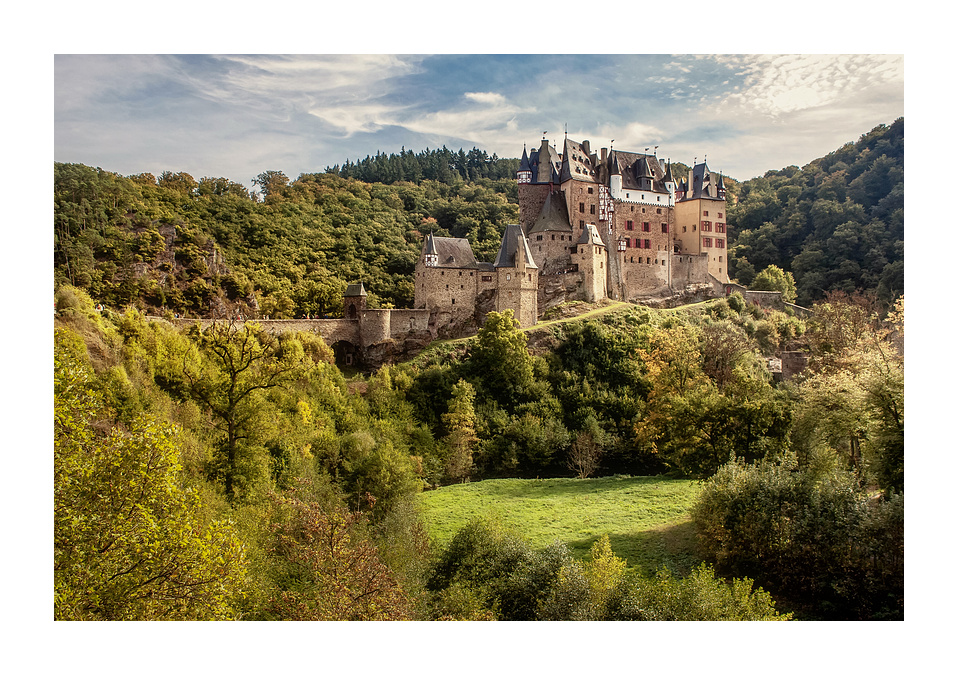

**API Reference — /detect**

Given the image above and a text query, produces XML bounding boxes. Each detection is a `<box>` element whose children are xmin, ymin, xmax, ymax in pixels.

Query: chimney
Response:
<box><xmin>582</xmin><ymin>140</ymin><xmax>590</xmax><ymax>156</ymax></box>
<box><xmin>601</xmin><ymin>148</ymin><xmax>608</xmax><ymax>163</ymax></box>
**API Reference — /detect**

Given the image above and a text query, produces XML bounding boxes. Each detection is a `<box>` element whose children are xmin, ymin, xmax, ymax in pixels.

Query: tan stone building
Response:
<box><xmin>519</xmin><ymin>135</ymin><xmax>729</xmax><ymax>302</ymax></box>
<box><xmin>411</xmin><ymin>134</ymin><xmax>729</xmax><ymax>336</ymax></box>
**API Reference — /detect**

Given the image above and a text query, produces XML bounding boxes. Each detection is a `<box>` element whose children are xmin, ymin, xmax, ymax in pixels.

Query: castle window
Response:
<box><xmin>644</xmin><ymin>239</ymin><xmax>651</xmax><ymax>249</ymax></box>
<box><xmin>657</xmin><ymin>208</ymin><xmax>662</xmax><ymax>214</ymax></box>
<box><xmin>716</xmin><ymin>239</ymin><xmax>725</xmax><ymax>249</ymax></box>
<box><xmin>704</xmin><ymin>211</ymin><xmax>709</xmax><ymax>217</ymax></box>
<box><xmin>552</xmin><ymin>234</ymin><xmax>555</xmax><ymax>240</ymax></box>
<box><xmin>642</xmin><ymin>222</ymin><xmax>650</xmax><ymax>232</ymax></box>
<box><xmin>703</xmin><ymin>237</ymin><xmax>713</xmax><ymax>247</ymax></box>
<box><xmin>588</xmin><ymin>187</ymin><xmax>594</xmax><ymax>194</ymax></box>
<box><xmin>452</xmin><ymin>298</ymin><xmax>455</xmax><ymax>305</ymax></box>
<box><xmin>626</xmin><ymin>220</ymin><xmax>634</xmax><ymax>230</ymax></box>
<box><xmin>683</xmin><ymin>226</ymin><xmax>687</xmax><ymax>233</ymax></box>
<box><xmin>506</xmin><ymin>273</ymin><xmax>511</xmax><ymax>281</ymax></box>
<box><xmin>718</xmin><ymin>212</ymin><xmax>724</xmax><ymax>218</ymax></box>
<box><xmin>470</xmin><ymin>272</ymin><xmax>474</xmax><ymax>276</ymax></box>
<box><xmin>579</xmin><ymin>203</ymin><xmax>585</xmax><ymax>213</ymax></box>
<box><xmin>580</xmin><ymin>220</ymin><xmax>585</xmax><ymax>228</ymax></box>
<box><xmin>693</xmin><ymin>224</ymin><xmax>697</xmax><ymax>231</ymax></box>
<box><xmin>661</xmin><ymin>223</ymin><xmax>668</xmax><ymax>233</ymax></box>
<box><xmin>590</xmin><ymin>204</ymin><xmax>596</xmax><ymax>214</ymax></box>
<box><xmin>719</xmin><ymin>256</ymin><xmax>723</xmax><ymax>262</ymax></box>
<box><xmin>482</xmin><ymin>275</ymin><xmax>492</xmax><ymax>282</ymax></box>
<box><xmin>537</xmin><ymin>235</ymin><xmax>543</xmax><ymax>241</ymax></box>
<box><xmin>459</xmin><ymin>271</ymin><xmax>462</xmax><ymax>276</ymax></box>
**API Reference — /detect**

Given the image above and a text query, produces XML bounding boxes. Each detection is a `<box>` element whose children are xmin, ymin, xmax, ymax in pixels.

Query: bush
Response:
<box><xmin>609</xmin><ymin>564</ymin><xmax>788</xmax><ymax>621</ymax></box>
<box><xmin>692</xmin><ymin>455</ymin><xmax>903</xmax><ymax>619</ymax></box>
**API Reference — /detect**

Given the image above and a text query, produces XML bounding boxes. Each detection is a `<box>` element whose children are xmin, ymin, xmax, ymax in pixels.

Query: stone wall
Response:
<box><xmin>618</xmin><ymin>249</ymin><xmax>670</xmax><ymax>298</ymax></box>
<box><xmin>518</xmin><ymin>183</ymin><xmax>551</xmax><ymax>232</ymax></box>
<box><xmin>414</xmin><ymin>265</ymin><xmax>480</xmax><ymax>324</ymax></box>
<box><xmin>671</xmin><ymin>253</ymin><xmax>710</xmax><ymax>289</ymax></box>
<box><xmin>528</xmin><ymin>231</ymin><xmax>574</xmax><ymax>273</ymax></box>
<box><xmin>563</xmin><ymin>180</ymin><xmax>601</xmax><ymax>232</ymax></box>
<box><xmin>386</xmin><ymin>309</ymin><xmax>430</xmax><ymax>338</ymax></box>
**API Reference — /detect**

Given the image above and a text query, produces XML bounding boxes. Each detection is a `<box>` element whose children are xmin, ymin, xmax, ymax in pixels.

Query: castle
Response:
<box><xmin>413</xmin><ymin>135</ymin><xmax>730</xmax><ymax>332</ymax></box>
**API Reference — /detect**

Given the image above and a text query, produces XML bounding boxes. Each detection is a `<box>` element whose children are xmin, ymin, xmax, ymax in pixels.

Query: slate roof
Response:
<box><xmin>494</xmin><ymin>224</ymin><xmax>539</xmax><ymax>269</ymax></box>
<box><xmin>609</xmin><ymin>150</ymin><xmax>671</xmax><ymax>194</ymax></box>
<box><xmin>684</xmin><ymin>162</ymin><xmax>724</xmax><ymax>201</ymax></box>
<box><xmin>528</xmin><ymin>138</ymin><xmax>562</xmax><ymax>184</ymax></box>
<box><xmin>575</xmin><ymin>223</ymin><xmax>606</xmax><ymax>247</ymax></box>
<box><xmin>559</xmin><ymin>137</ymin><xmax>598</xmax><ymax>183</ymax></box>
<box><xmin>344</xmin><ymin>282</ymin><xmax>367</xmax><ymax>297</ymax></box>
<box><xmin>519</xmin><ymin>146</ymin><xmax>531</xmax><ymax>172</ymax></box>
<box><xmin>528</xmin><ymin>190</ymin><xmax>573</xmax><ymax>234</ymax></box>
<box><xmin>421</xmin><ymin>234</ymin><xmax>480</xmax><ymax>268</ymax></box>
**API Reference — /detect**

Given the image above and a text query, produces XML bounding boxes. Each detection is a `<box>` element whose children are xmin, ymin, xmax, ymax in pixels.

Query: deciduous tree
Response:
<box><xmin>54</xmin><ymin>329</ymin><xmax>246</xmax><ymax>620</ymax></box>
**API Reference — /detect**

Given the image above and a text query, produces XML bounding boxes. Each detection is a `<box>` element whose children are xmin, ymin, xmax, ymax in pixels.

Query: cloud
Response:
<box><xmin>713</xmin><ymin>54</ymin><xmax>904</xmax><ymax>117</ymax></box>
<box><xmin>464</xmin><ymin>91</ymin><xmax>507</xmax><ymax>105</ymax></box>
<box><xmin>402</xmin><ymin>91</ymin><xmax>529</xmax><ymax>140</ymax></box>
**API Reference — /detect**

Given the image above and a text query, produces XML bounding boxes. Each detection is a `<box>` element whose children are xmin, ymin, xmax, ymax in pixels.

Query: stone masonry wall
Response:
<box><xmin>518</xmin><ymin>183</ymin><xmax>552</xmax><ymax>232</ymax></box>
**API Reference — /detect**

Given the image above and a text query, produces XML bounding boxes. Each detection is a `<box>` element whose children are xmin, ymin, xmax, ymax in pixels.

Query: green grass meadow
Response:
<box><xmin>417</xmin><ymin>476</ymin><xmax>705</xmax><ymax>575</ymax></box>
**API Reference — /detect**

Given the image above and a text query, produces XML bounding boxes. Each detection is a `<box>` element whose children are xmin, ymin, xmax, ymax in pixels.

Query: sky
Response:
<box><xmin>54</xmin><ymin>53</ymin><xmax>904</xmax><ymax>186</ymax></box>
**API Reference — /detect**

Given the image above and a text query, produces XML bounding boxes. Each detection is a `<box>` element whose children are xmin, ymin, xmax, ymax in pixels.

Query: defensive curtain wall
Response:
<box><xmin>158</xmin><ymin>307</ymin><xmax>431</xmax><ymax>368</ymax></box>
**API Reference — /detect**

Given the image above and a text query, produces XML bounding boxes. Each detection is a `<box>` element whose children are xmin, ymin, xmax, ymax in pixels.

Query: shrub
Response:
<box><xmin>692</xmin><ymin>455</ymin><xmax>903</xmax><ymax>619</ymax></box>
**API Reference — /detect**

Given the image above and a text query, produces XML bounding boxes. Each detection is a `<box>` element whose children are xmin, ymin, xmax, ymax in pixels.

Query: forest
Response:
<box><xmin>53</xmin><ymin>121</ymin><xmax>904</xmax><ymax>621</ymax></box>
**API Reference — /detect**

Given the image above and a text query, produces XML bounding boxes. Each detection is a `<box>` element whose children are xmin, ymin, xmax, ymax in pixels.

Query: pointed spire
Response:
<box><xmin>519</xmin><ymin>145</ymin><xmax>531</xmax><ymax>172</ymax></box>
<box><xmin>664</xmin><ymin>159</ymin><xmax>675</xmax><ymax>184</ymax></box>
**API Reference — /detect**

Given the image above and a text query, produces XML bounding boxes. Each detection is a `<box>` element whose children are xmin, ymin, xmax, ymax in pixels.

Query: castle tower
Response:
<box><xmin>414</xmin><ymin>233</ymin><xmax>485</xmax><ymax>331</ymax></box>
<box><xmin>609</xmin><ymin>153</ymin><xmax>623</xmax><ymax>199</ymax></box>
<box><xmin>518</xmin><ymin>145</ymin><xmax>532</xmax><ymax>185</ymax></box>
<box><xmin>663</xmin><ymin>160</ymin><xmax>676</xmax><ymax>204</ymax></box>
<box><xmin>493</xmin><ymin>224</ymin><xmax>539</xmax><ymax>327</ymax></box>
<box><xmin>343</xmin><ymin>282</ymin><xmax>367</xmax><ymax>320</ymax></box>
<box><xmin>673</xmin><ymin>161</ymin><xmax>729</xmax><ymax>283</ymax></box>
<box><xmin>572</xmin><ymin>224</ymin><xmax>608</xmax><ymax>302</ymax></box>
<box><xmin>527</xmin><ymin>190</ymin><xmax>574</xmax><ymax>274</ymax></box>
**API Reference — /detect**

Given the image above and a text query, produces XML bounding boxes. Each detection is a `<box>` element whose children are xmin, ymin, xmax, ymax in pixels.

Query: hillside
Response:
<box><xmin>54</xmin><ymin>120</ymin><xmax>901</xmax><ymax>322</ymax></box>
<box><xmin>727</xmin><ymin>118</ymin><xmax>903</xmax><ymax>306</ymax></box>
<box><xmin>54</xmin><ymin>164</ymin><xmax>519</xmax><ymax>318</ymax></box>
<box><xmin>53</xmin><ymin>123</ymin><xmax>905</xmax><ymax>621</ymax></box>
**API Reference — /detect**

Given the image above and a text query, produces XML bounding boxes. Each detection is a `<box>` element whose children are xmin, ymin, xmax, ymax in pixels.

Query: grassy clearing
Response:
<box><xmin>417</xmin><ymin>475</ymin><xmax>705</xmax><ymax>575</ymax></box>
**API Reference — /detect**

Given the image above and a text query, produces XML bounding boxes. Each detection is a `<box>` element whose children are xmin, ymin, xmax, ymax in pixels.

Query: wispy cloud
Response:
<box><xmin>54</xmin><ymin>54</ymin><xmax>905</xmax><ymax>183</ymax></box>
<box><xmin>713</xmin><ymin>54</ymin><xmax>904</xmax><ymax>117</ymax></box>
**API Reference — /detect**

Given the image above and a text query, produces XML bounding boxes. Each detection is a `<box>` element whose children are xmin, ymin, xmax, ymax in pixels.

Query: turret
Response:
<box><xmin>664</xmin><ymin>160</ymin><xmax>676</xmax><ymax>203</ymax></box>
<box><xmin>343</xmin><ymin>282</ymin><xmax>368</xmax><ymax>320</ymax></box>
<box><xmin>518</xmin><ymin>145</ymin><xmax>532</xmax><ymax>185</ymax></box>
<box><xmin>609</xmin><ymin>152</ymin><xmax>623</xmax><ymax>197</ymax></box>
